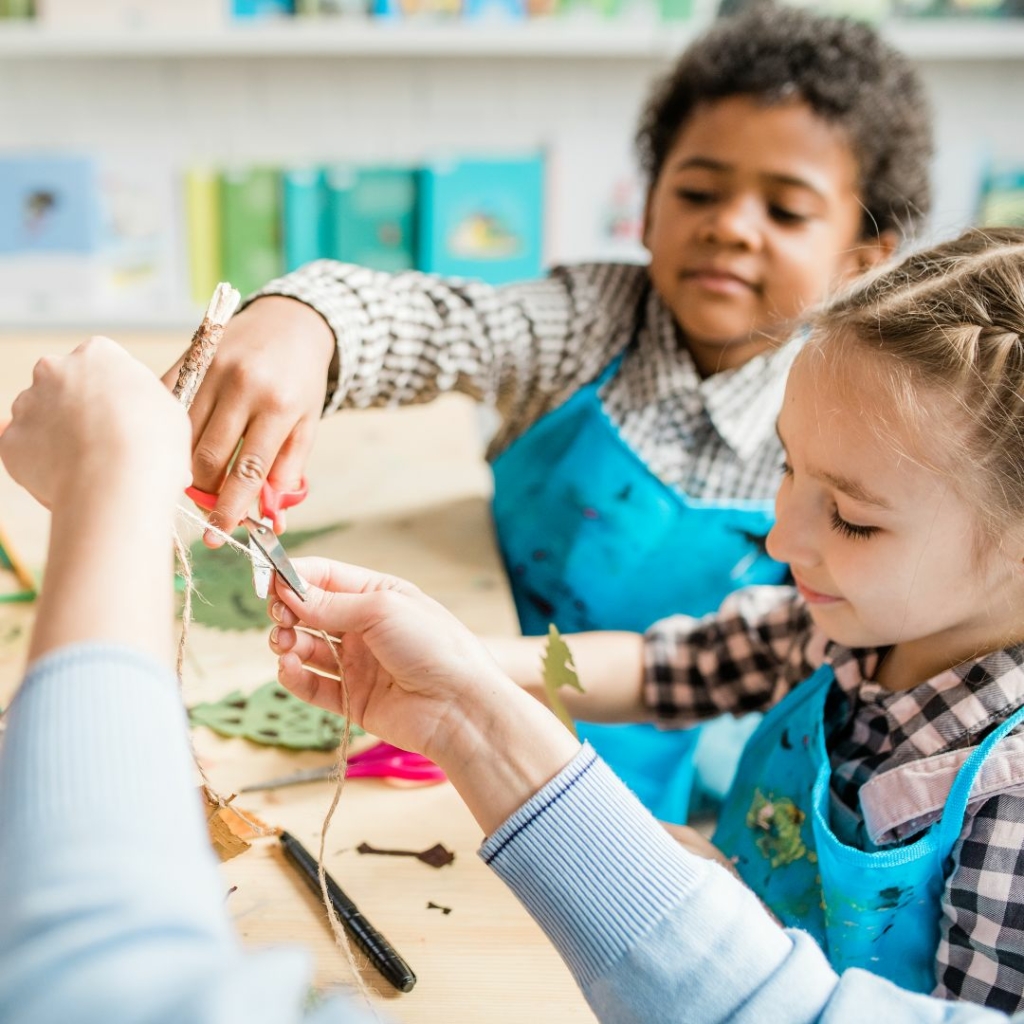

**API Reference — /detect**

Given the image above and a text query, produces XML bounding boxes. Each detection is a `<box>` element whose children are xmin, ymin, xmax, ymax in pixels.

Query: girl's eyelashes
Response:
<box><xmin>781</xmin><ymin>460</ymin><xmax>793</xmax><ymax>476</ymax></box>
<box><xmin>830</xmin><ymin>508</ymin><xmax>879</xmax><ymax>540</ymax></box>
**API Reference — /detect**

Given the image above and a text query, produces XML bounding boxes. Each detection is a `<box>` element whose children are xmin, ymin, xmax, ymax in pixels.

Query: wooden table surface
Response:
<box><xmin>0</xmin><ymin>332</ymin><xmax>595</xmax><ymax>1024</ymax></box>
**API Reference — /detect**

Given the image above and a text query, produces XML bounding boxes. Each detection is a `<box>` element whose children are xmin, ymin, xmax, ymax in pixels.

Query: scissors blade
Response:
<box><xmin>244</xmin><ymin>517</ymin><xmax>308</xmax><ymax>600</ymax></box>
<box><xmin>249</xmin><ymin>532</ymin><xmax>273</xmax><ymax>600</ymax></box>
<box><xmin>239</xmin><ymin>763</ymin><xmax>335</xmax><ymax>793</ymax></box>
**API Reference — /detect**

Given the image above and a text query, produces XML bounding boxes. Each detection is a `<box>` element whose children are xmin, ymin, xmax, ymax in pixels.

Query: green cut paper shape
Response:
<box><xmin>541</xmin><ymin>624</ymin><xmax>585</xmax><ymax>738</ymax></box>
<box><xmin>189</xmin><ymin>680</ymin><xmax>363</xmax><ymax>750</ymax></box>
<box><xmin>179</xmin><ymin>522</ymin><xmax>346</xmax><ymax>631</ymax></box>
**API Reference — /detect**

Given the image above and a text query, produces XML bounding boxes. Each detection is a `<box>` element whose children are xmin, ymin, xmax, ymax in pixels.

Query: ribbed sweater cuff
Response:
<box><xmin>480</xmin><ymin>744</ymin><xmax>706</xmax><ymax>987</ymax></box>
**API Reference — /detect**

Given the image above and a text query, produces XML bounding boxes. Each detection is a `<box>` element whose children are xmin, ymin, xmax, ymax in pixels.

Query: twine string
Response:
<box><xmin>173</xmin><ymin>506</ymin><xmax>373</xmax><ymax>1012</ymax></box>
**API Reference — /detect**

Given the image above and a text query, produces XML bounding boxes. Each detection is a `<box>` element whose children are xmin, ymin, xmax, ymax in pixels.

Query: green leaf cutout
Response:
<box><xmin>189</xmin><ymin>680</ymin><xmax>363</xmax><ymax>750</ymax></box>
<box><xmin>541</xmin><ymin>624</ymin><xmax>585</xmax><ymax>737</ymax></box>
<box><xmin>179</xmin><ymin>522</ymin><xmax>346</xmax><ymax>631</ymax></box>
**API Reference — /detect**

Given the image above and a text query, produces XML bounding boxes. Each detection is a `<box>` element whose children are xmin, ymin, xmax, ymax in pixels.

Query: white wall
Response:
<box><xmin>0</xmin><ymin>39</ymin><xmax>1021</xmax><ymax>324</ymax></box>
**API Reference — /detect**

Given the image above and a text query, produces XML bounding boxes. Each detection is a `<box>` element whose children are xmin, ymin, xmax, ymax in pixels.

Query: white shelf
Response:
<box><xmin>0</xmin><ymin>17</ymin><xmax>1021</xmax><ymax>61</ymax></box>
<box><xmin>884</xmin><ymin>18</ymin><xmax>1024</xmax><ymax>59</ymax></box>
<box><xmin>0</xmin><ymin>19</ymin><xmax>689</xmax><ymax>58</ymax></box>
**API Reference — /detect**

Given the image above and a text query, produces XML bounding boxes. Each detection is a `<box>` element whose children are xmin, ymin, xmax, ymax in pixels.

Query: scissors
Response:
<box><xmin>240</xmin><ymin>741</ymin><xmax>447</xmax><ymax>792</ymax></box>
<box><xmin>186</xmin><ymin>478</ymin><xmax>309</xmax><ymax>600</ymax></box>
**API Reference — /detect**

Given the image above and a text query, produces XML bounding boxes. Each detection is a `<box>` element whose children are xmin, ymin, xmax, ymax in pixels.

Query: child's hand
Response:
<box><xmin>161</xmin><ymin>296</ymin><xmax>334</xmax><ymax>541</ymax></box>
<box><xmin>267</xmin><ymin>557</ymin><xmax>526</xmax><ymax>767</ymax></box>
<box><xmin>1</xmin><ymin>336</ymin><xmax>190</xmax><ymax>512</ymax></box>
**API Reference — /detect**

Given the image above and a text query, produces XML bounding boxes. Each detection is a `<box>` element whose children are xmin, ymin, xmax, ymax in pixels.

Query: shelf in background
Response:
<box><xmin>0</xmin><ymin>17</ymin><xmax>1023</xmax><ymax>60</ymax></box>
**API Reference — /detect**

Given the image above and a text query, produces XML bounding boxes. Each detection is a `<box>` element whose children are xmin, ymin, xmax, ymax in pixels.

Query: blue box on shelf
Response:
<box><xmin>0</xmin><ymin>154</ymin><xmax>100</xmax><ymax>255</ymax></box>
<box><xmin>418</xmin><ymin>153</ymin><xmax>544</xmax><ymax>285</ymax></box>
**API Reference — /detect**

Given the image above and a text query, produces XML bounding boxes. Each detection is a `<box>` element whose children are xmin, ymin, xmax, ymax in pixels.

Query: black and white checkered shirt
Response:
<box><xmin>645</xmin><ymin>585</ymin><xmax>1024</xmax><ymax>1012</ymax></box>
<box><xmin>255</xmin><ymin>261</ymin><xmax>797</xmax><ymax>500</ymax></box>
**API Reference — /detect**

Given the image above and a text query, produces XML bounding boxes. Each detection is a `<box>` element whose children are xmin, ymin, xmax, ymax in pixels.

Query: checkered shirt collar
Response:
<box><xmin>825</xmin><ymin>640</ymin><xmax>1024</xmax><ymax>759</ymax></box>
<box><xmin>641</xmin><ymin>292</ymin><xmax>803</xmax><ymax>461</ymax></box>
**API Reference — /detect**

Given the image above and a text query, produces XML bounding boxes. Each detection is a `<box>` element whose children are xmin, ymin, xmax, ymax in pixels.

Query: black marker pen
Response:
<box><xmin>279</xmin><ymin>830</ymin><xmax>417</xmax><ymax>993</ymax></box>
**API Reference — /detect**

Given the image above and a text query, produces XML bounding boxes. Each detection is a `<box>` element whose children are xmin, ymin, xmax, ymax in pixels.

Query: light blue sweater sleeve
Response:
<box><xmin>0</xmin><ymin>643</ymin><xmax>359</xmax><ymax>1024</ymax></box>
<box><xmin>481</xmin><ymin>746</ymin><xmax>1018</xmax><ymax>1024</ymax></box>
<box><xmin>2</xmin><ymin>644</ymin><xmax>1022</xmax><ymax>1024</ymax></box>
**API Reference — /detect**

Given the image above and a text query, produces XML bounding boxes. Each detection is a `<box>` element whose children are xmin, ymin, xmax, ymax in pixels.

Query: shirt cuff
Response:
<box><xmin>479</xmin><ymin>744</ymin><xmax>707</xmax><ymax>988</ymax></box>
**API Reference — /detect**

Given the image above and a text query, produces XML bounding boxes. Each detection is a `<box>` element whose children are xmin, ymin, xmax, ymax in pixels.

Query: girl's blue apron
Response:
<box><xmin>713</xmin><ymin>664</ymin><xmax>1024</xmax><ymax>991</ymax></box>
<box><xmin>491</xmin><ymin>351</ymin><xmax>787</xmax><ymax>822</ymax></box>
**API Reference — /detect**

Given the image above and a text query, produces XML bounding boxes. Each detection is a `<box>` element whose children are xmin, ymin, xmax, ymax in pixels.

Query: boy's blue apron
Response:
<box><xmin>491</xmin><ymin>350</ymin><xmax>787</xmax><ymax>823</ymax></box>
<box><xmin>713</xmin><ymin>663</ymin><xmax>1024</xmax><ymax>992</ymax></box>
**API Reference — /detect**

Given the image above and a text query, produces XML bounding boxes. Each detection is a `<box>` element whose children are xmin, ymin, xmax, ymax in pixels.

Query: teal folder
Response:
<box><xmin>325</xmin><ymin>165</ymin><xmax>417</xmax><ymax>273</ymax></box>
<box><xmin>418</xmin><ymin>154</ymin><xmax>544</xmax><ymax>285</ymax></box>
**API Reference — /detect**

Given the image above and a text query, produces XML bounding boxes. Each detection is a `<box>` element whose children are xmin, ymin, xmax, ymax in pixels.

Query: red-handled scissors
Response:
<box><xmin>187</xmin><ymin>478</ymin><xmax>309</xmax><ymax>600</ymax></box>
<box><xmin>239</xmin><ymin>742</ymin><xmax>447</xmax><ymax>792</ymax></box>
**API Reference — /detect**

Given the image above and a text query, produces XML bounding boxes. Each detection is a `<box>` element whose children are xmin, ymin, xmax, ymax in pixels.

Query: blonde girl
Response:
<box><xmin>485</xmin><ymin>227</ymin><xmax>1024</xmax><ymax>1010</ymax></box>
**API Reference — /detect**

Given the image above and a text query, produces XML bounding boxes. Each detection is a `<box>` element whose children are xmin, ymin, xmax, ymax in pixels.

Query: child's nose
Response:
<box><xmin>700</xmin><ymin>194</ymin><xmax>762</xmax><ymax>249</ymax></box>
<box><xmin>766</xmin><ymin>497</ymin><xmax>818</xmax><ymax>569</ymax></box>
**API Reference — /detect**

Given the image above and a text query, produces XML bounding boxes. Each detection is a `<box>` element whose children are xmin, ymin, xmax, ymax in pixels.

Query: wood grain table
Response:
<box><xmin>0</xmin><ymin>332</ymin><xmax>595</xmax><ymax>1024</ymax></box>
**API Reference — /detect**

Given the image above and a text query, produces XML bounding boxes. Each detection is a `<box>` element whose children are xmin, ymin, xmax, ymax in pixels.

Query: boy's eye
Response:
<box><xmin>677</xmin><ymin>188</ymin><xmax>716</xmax><ymax>205</ymax></box>
<box><xmin>769</xmin><ymin>205</ymin><xmax>809</xmax><ymax>225</ymax></box>
<box><xmin>780</xmin><ymin>460</ymin><xmax>793</xmax><ymax>477</ymax></box>
<box><xmin>829</xmin><ymin>508</ymin><xmax>878</xmax><ymax>541</ymax></box>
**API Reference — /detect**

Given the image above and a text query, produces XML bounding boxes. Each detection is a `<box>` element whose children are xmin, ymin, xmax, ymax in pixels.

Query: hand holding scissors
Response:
<box><xmin>187</xmin><ymin>478</ymin><xmax>309</xmax><ymax>600</ymax></box>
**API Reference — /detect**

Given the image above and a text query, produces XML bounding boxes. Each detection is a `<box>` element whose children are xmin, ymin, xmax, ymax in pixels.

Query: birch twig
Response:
<box><xmin>172</xmin><ymin>282</ymin><xmax>241</xmax><ymax>410</ymax></box>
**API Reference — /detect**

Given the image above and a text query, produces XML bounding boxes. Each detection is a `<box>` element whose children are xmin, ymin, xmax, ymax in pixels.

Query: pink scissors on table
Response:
<box><xmin>187</xmin><ymin>478</ymin><xmax>309</xmax><ymax>600</ymax></box>
<box><xmin>239</xmin><ymin>742</ymin><xmax>447</xmax><ymax>792</ymax></box>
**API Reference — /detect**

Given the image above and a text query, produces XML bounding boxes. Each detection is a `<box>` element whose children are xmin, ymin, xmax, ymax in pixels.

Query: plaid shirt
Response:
<box><xmin>645</xmin><ymin>585</ymin><xmax>1024</xmax><ymax>1012</ymax></box>
<box><xmin>254</xmin><ymin>260</ymin><xmax>796</xmax><ymax>501</ymax></box>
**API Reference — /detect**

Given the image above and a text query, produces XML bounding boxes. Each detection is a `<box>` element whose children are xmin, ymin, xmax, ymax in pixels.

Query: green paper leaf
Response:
<box><xmin>541</xmin><ymin>624</ymin><xmax>585</xmax><ymax>737</ymax></box>
<box><xmin>180</xmin><ymin>522</ymin><xmax>347</xmax><ymax>631</ymax></box>
<box><xmin>189</xmin><ymin>680</ymin><xmax>363</xmax><ymax>750</ymax></box>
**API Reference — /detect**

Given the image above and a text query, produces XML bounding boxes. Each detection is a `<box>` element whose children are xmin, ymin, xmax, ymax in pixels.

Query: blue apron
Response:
<box><xmin>713</xmin><ymin>664</ymin><xmax>1024</xmax><ymax>992</ymax></box>
<box><xmin>491</xmin><ymin>350</ymin><xmax>787</xmax><ymax>822</ymax></box>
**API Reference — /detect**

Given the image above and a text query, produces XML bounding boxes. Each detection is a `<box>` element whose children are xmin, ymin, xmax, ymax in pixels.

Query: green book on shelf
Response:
<box><xmin>0</xmin><ymin>0</ymin><xmax>35</xmax><ymax>18</ymax></box>
<box><xmin>185</xmin><ymin>167</ymin><xmax>223</xmax><ymax>307</ymax></box>
<box><xmin>220</xmin><ymin>167</ymin><xmax>283</xmax><ymax>297</ymax></box>
<box><xmin>325</xmin><ymin>165</ymin><xmax>417</xmax><ymax>273</ymax></box>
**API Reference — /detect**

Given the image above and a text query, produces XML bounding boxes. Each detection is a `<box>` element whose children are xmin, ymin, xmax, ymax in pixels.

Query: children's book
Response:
<box><xmin>372</xmin><ymin>0</ymin><xmax>460</xmax><ymax>17</ymax></box>
<box><xmin>977</xmin><ymin>167</ymin><xmax>1024</xmax><ymax>228</ymax></box>
<box><xmin>185</xmin><ymin>167</ymin><xmax>223</xmax><ymax>307</ymax></box>
<box><xmin>463</xmin><ymin>0</ymin><xmax>525</xmax><ymax>18</ymax></box>
<box><xmin>418</xmin><ymin>154</ymin><xmax>544</xmax><ymax>285</ymax></box>
<box><xmin>0</xmin><ymin>153</ymin><xmax>99</xmax><ymax>255</ymax></box>
<box><xmin>283</xmin><ymin>167</ymin><xmax>328</xmax><ymax>273</ymax></box>
<box><xmin>95</xmin><ymin>159</ymin><xmax>183</xmax><ymax>316</ymax></box>
<box><xmin>220</xmin><ymin>167</ymin><xmax>283</xmax><ymax>298</ymax></box>
<box><xmin>296</xmin><ymin>0</ymin><xmax>369</xmax><ymax>11</ymax></box>
<box><xmin>0</xmin><ymin>153</ymin><xmax>101</xmax><ymax>318</ymax></box>
<box><xmin>0</xmin><ymin>0</ymin><xmax>34</xmax><ymax>18</ymax></box>
<box><xmin>231</xmin><ymin>0</ymin><xmax>295</xmax><ymax>16</ymax></box>
<box><xmin>325</xmin><ymin>165</ymin><xmax>417</xmax><ymax>273</ymax></box>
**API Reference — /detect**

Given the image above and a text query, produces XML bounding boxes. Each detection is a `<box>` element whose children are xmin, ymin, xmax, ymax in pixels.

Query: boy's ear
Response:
<box><xmin>852</xmin><ymin>229</ymin><xmax>900</xmax><ymax>277</ymax></box>
<box><xmin>641</xmin><ymin>189</ymin><xmax>654</xmax><ymax>250</ymax></box>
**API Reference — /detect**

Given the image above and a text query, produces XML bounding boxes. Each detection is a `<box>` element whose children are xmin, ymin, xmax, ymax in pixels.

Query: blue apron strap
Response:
<box><xmin>595</xmin><ymin>350</ymin><xmax>626</xmax><ymax>388</ymax></box>
<box><xmin>936</xmin><ymin>700</ymin><xmax>1024</xmax><ymax>853</ymax></box>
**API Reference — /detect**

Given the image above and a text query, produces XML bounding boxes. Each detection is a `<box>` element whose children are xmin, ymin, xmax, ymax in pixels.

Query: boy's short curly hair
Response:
<box><xmin>635</xmin><ymin>5</ymin><xmax>933</xmax><ymax>239</ymax></box>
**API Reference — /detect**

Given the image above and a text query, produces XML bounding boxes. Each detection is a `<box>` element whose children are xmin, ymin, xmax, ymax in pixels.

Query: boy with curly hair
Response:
<box><xmin>165</xmin><ymin>5</ymin><xmax>934</xmax><ymax>822</ymax></box>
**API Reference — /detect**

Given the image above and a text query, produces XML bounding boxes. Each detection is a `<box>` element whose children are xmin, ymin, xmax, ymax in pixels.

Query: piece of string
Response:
<box><xmin>173</xmin><ymin>506</ymin><xmax>374</xmax><ymax>1013</ymax></box>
